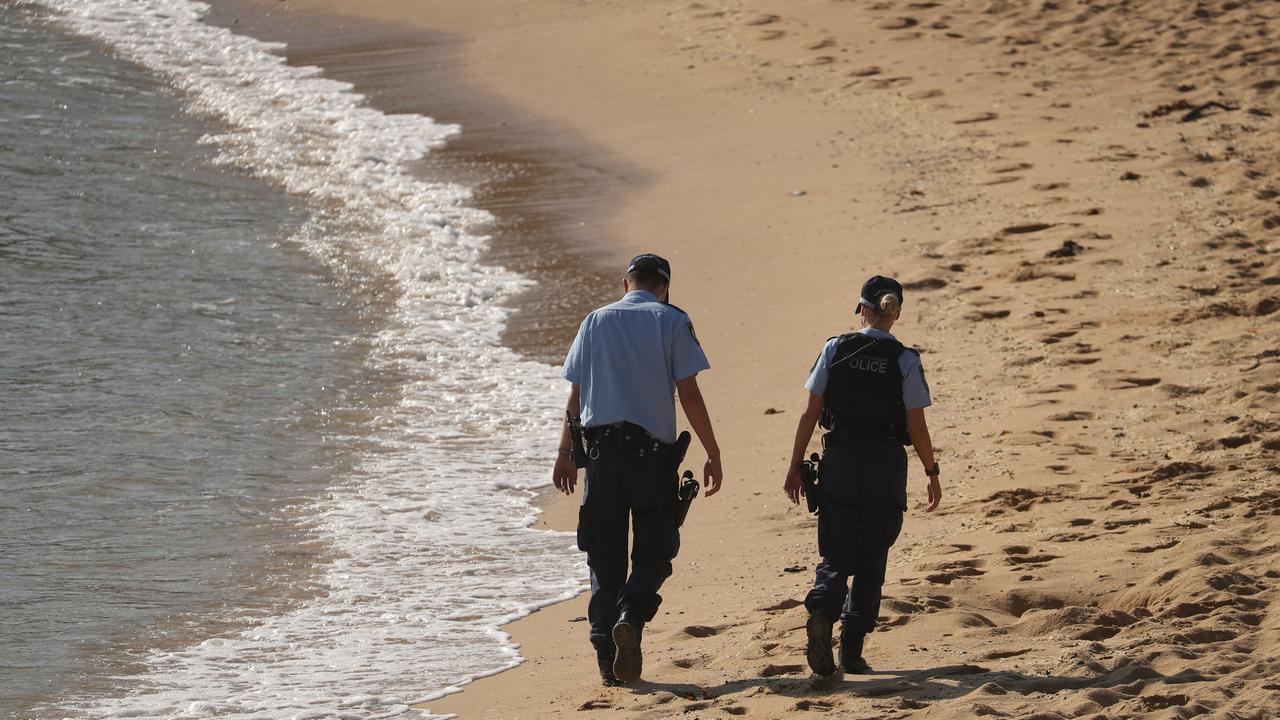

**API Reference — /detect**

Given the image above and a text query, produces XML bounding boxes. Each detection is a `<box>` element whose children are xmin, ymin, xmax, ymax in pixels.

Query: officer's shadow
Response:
<box><xmin>628</xmin><ymin>660</ymin><xmax>1174</xmax><ymax>707</ymax></box>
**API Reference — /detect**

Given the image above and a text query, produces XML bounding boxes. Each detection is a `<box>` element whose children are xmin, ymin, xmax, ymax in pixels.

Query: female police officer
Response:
<box><xmin>782</xmin><ymin>275</ymin><xmax>941</xmax><ymax>677</ymax></box>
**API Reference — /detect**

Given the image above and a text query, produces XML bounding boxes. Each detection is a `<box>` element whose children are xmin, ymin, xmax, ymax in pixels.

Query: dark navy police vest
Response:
<box><xmin>820</xmin><ymin>333</ymin><xmax>911</xmax><ymax>445</ymax></box>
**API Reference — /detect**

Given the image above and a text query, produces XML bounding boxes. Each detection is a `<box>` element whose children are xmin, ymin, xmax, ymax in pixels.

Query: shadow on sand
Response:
<box><xmin>626</xmin><ymin>659</ymin><xmax>1202</xmax><ymax>705</ymax></box>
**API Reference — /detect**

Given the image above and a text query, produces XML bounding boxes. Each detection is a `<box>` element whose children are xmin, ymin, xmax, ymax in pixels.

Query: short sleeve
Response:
<box><xmin>670</xmin><ymin>314</ymin><xmax>711</xmax><ymax>381</ymax></box>
<box><xmin>804</xmin><ymin>339</ymin><xmax>839</xmax><ymax>395</ymax></box>
<box><xmin>900</xmin><ymin>349</ymin><xmax>932</xmax><ymax>410</ymax></box>
<box><xmin>562</xmin><ymin>316</ymin><xmax>590</xmax><ymax>383</ymax></box>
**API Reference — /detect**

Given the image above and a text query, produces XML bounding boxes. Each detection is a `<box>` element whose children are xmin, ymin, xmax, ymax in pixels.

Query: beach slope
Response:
<box><xmin>235</xmin><ymin>1</ymin><xmax>1279</xmax><ymax>717</ymax></box>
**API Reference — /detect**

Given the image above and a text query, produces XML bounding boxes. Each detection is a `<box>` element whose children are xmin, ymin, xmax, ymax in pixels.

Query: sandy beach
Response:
<box><xmin>220</xmin><ymin>1</ymin><xmax>1278</xmax><ymax>717</ymax></box>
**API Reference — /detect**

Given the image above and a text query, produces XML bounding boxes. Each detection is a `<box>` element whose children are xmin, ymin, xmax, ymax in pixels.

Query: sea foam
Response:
<box><xmin>29</xmin><ymin>1</ymin><xmax>585</xmax><ymax>717</ymax></box>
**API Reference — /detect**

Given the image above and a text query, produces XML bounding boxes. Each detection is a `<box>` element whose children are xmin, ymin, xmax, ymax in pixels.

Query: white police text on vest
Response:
<box><xmin>849</xmin><ymin>356</ymin><xmax>888</xmax><ymax>373</ymax></box>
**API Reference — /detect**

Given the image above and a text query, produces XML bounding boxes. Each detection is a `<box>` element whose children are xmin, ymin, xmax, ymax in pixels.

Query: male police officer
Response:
<box><xmin>552</xmin><ymin>253</ymin><xmax>723</xmax><ymax>686</ymax></box>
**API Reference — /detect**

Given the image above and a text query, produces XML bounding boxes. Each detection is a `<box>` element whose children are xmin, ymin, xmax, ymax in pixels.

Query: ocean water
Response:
<box><xmin>1</xmin><ymin>1</ymin><xmax>583</xmax><ymax>718</ymax></box>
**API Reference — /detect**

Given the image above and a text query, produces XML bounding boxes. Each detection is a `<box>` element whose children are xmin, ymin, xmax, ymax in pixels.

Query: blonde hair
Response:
<box><xmin>877</xmin><ymin>293</ymin><xmax>901</xmax><ymax>318</ymax></box>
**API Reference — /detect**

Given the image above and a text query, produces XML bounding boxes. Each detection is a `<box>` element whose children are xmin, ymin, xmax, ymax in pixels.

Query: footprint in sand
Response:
<box><xmin>921</xmin><ymin>558</ymin><xmax>987</xmax><ymax>585</ymax></box>
<box><xmin>983</xmin><ymin>487</ymin><xmax>1058</xmax><ymax>512</ymax></box>
<box><xmin>1102</xmin><ymin>517</ymin><xmax>1150</xmax><ymax>531</ymax></box>
<box><xmin>869</xmin><ymin>76</ymin><xmax>914</xmax><ymax>89</ymax></box>
<box><xmin>760</xmin><ymin>598</ymin><xmax>804</xmax><ymax>612</ymax></box>
<box><xmin>982</xmin><ymin>647</ymin><xmax>1032</xmax><ymax>660</ymax></box>
<box><xmin>903</xmin><ymin>277</ymin><xmax>947</xmax><ymax>290</ymax></box>
<box><xmin>1218</xmin><ymin>434</ymin><xmax>1255</xmax><ymax>449</ymax></box>
<box><xmin>1033</xmin><ymin>181</ymin><xmax>1070</xmax><ymax>191</ymax></box>
<box><xmin>879</xmin><ymin>17</ymin><xmax>920</xmax><ymax>30</ymax></box>
<box><xmin>849</xmin><ymin>65</ymin><xmax>883</xmax><ymax>77</ymax></box>
<box><xmin>761</xmin><ymin>663</ymin><xmax>805</xmax><ymax>677</ymax></box>
<box><xmin>1129</xmin><ymin>538</ymin><xmax>1180</xmax><ymax>553</ymax></box>
<box><xmin>954</xmin><ymin>111</ymin><xmax>998</xmax><ymax>124</ymax></box>
<box><xmin>982</xmin><ymin>176</ymin><xmax>1023</xmax><ymax>186</ymax></box>
<box><xmin>894</xmin><ymin>594</ymin><xmax>953</xmax><ymax>612</ymax></box>
<box><xmin>1000</xmin><ymin>222</ymin><xmax>1055</xmax><ymax>235</ymax></box>
<box><xmin>992</xmin><ymin>590</ymin><xmax>1066</xmax><ymax>618</ymax></box>
<box><xmin>758</xmin><ymin>29</ymin><xmax>786</xmax><ymax>41</ymax></box>
<box><xmin>992</xmin><ymin>162</ymin><xmax>1033</xmax><ymax>174</ymax></box>
<box><xmin>1004</xmin><ymin>551</ymin><xmax>1063</xmax><ymax>567</ymax></box>
<box><xmin>682</xmin><ymin>624</ymin><xmax>720</xmax><ymax>638</ymax></box>
<box><xmin>965</xmin><ymin>308</ymin><xmax>1011</xmax><ymax>320</ymax></box>
<box><xmin>1100</xmin><ymin>376</ymin><xmax>1161</xmax><ymax>390</ymax></box>
<box><xmin>1048</xmin><ymin>531</ymin><xmax>1099</xmax><ymax>542</ymax></box>
<box><xmin>908</xmin><ymin>88</ymin><xmax>944</xmax><ymax>99</ymax></box>
<box><xmin>744</xmin><ymin>13</ymin><xmax>780</xmax><ymax>26</ymax></box>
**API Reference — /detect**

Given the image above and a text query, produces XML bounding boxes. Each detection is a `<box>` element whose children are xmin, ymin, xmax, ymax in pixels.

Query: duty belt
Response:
<box><xmin>822</xmin><ymin>425</ymin><xmax>898</xmax><ymax>449</ymax></box>
<box><xmin>583</xmin><ymin>422</ymin><xmax>670</xmax><ymax>460</ymax></box>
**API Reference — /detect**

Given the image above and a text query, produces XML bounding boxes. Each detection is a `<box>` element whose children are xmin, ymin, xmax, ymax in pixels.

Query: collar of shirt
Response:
<box><xmin>857</xmin><ymin>327</ymin><xmax>898</xmax><ymax>342</ymax></box>
<box><xmin>623</xmin><ymin>290</ymin><xmax>660</xmax><ymax>304</ymax></box>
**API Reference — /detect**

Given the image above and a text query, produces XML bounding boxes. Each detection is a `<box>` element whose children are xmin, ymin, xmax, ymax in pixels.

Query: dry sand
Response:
<box><xmin>223</xmin><ymin>1</ymin><xmax>1277</xmax><ymax>717</ymax></box>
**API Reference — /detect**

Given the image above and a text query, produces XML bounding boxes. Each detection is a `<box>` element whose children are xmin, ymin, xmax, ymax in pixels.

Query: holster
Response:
<box><xmin>669</xmin><ymin>471</ymin><xmax>699</xmax><ymax>529</ymax></box>
<box><xmin>664</xmin><ymin>431</ymin><xmax>695</xmax><ymax>528</ymax></box>
<box><xmin>801</xmin><ymin>452</ymin><xmax>823</xmax><ymax>515</ymax></box>
<box><xmin>566</xmin><ymin>412</ymin><xmax>589</xmax><ymax>468</ymax></box>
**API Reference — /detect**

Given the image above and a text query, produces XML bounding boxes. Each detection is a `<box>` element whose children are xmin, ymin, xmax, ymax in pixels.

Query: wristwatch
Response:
<box><xmin>925</xmin><ymin>462</ymin><xmax>940</xmax><ymax>477</ymax></box>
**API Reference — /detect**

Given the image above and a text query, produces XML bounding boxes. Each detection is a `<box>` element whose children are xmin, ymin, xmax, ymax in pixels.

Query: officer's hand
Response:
<box><xmin>783</xmin><ymin>466</ymin><xmax>804</xmax><ymax>505</ymax></box>
<box><xmin>925</xmin><ymin>474</ymin><xmax>941</xmax><ymax>512</ymax></box>
<box><xmin>703</xmin><ymin>456</ymin><xmax>723</xmax><ymax>497</ymax></box>
<box><xmin>553</xmin><ymin>454</ymin><xmax>578</xmax><ymax>495</ymax></box>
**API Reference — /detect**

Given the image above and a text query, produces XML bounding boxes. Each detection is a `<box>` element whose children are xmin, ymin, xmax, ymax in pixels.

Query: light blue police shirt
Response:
<box><xmin>804</xmin><ymin>327</ymin><xmax>931</xmax><ymax>410</ymax></box>
<box><xmin>562</xmin><ymin>290</ymin><xmax>710</xmax><ymax>443</ymax></box>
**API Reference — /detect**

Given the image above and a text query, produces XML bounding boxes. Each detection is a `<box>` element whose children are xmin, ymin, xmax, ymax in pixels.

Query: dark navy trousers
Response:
<box><xmin>804</xmin><ymin>438</ymin><xmax>906</xmax><ymax>633</ymax></box>
<box><xmin>577</xmin><ymin>428</ymin><xmax>681</xmax><ymax>652</ymax></box>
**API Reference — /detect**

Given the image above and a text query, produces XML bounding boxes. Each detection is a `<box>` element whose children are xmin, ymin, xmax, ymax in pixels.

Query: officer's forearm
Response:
<box><xmin>675</xmin><ymin>376</ymin><xmax>719</xmax><ymax>459</ymax></box>
<box><xmin>559</xmin><ymin>384</ymin><xmax>581</xmax><ymax>451</ymax></box>
<box><xmin>788</xmin><ymin>392</ymin><xmax>823</xmax><ymax>470</ymax></box>
<box><xmin>906</xmin><ymin>408</ymin><xmax>936</xmax><ymax>470</ymax></box>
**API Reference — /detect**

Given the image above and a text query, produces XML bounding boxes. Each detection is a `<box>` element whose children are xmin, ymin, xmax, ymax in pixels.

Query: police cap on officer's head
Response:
<box><xmin>859</xmin><ymin>275</ymin><xmax>904</xmax><ymax>310</ymax></box>
<box><xmin>626</xmin><ymin>253</ymin><xmax>672</xmax><ymax>282</ymax></box>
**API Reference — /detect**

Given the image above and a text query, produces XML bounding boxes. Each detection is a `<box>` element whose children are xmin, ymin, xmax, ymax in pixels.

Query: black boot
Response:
<box><xmin>595</xmin><ymin>643</ymin><xmax>621</xmax><ymax>687</ymax></box>
<box><xmin>611</xmin><ymin>611</ymin><xmax>644</xmax><ymax>683</ymax></box>
<box><xmin>839</xmin><ymin>626</ymin><xmax>870</xmax><ymax>674</ymax></box>
<box><xmin>805</xmin><ymin>613</ymin><xmax>837</xmax><ymax>677</ymax></box>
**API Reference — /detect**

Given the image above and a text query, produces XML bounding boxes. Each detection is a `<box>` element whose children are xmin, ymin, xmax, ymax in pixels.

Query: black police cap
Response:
<box><xmin>859</xmin><ymin>275</ymin><xmax>904</xmax><ymax>310</ymax></box>
<box><xmin>626</xmin><ymin>253</ymin><xmax>672</xmax><ymax>282</ymax></box>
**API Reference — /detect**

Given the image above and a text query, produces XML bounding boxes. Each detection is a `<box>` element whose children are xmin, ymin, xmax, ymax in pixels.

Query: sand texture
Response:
<box><xmin>233</xmin><ymin>0</ymin><xmax>1278</xmax><ymax>717</ymax></box>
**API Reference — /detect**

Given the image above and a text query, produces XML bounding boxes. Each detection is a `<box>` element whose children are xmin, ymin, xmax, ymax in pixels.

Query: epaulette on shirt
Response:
<box><xmin>665</xmin><ymin>303</ymin><xmax>701</xmax><ymax>347</ymax></box>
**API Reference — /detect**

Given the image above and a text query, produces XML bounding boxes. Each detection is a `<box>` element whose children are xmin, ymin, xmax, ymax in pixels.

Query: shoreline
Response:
<box><xmin>206</xmin><ymin>0</ymin><xmax>627</xmax><ymax>368</ymax></box>
<box><xmin>213</xmin><ymin>2</ymin><xmax>1277</xmax><ymax>718</ymax></box>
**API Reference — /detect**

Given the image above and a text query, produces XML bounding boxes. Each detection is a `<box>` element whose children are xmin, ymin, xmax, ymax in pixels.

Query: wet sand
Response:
<box><xmin>206</xmin><ymin>0</ymin><xmax>625</xmax><ymax>366</ymax></box>
<box><xmin>219</xmin><ymin>1</ymin><xmax>1278</xmax><ymax>718</ymax></box>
